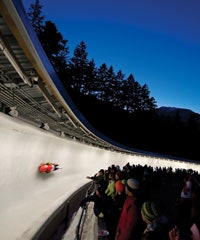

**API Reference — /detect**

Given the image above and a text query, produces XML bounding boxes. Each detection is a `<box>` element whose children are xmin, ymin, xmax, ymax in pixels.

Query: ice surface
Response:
<box><xmin>0</xmin><ymin>112</ymin><xmax>199</xmax><ymax>239</ymax></box>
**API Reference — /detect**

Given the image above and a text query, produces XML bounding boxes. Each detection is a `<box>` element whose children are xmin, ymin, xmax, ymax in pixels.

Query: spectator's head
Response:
<box><xmin>188</xmin><ymin>173</ymin><xmax>193</xmax><ymax>182</ymax></box>
<box><xmin>115</xmin><ymin>180</ymin><xmax>125</xmax><ymax>194</ymax></box>
<box><xmin>125</xmin><ymin>178</ymin><xmax>140</xmax><ymax>196</ymax></box>
<box><xmin>108</xmin><ymin>172</ymin><xmax>115</xmax><ymax>180</ymax></box>
<box><xmin>110</xmin><ymin>165</ymin><xmax>116</xmax><ymax>174</ymax></box>
<box><xmin>98</xmin><ymin>169</ymin><xmax>104</xmax><ymax>176</ymax></box>
<box><xmin>115</xmin><ymin>171</ymin><xmax>122</xmax><ymax>180</ymax></box>
<box><xmin>141</xmin><ymin>201</ymin><xmax>160</xmax><ymax>224</ymax></box>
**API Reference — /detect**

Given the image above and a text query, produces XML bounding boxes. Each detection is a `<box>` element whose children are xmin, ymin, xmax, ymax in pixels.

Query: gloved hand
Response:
<box><xmin>98</xmin><ymin>212</ymin><xmax>104</xmax><ymax>218</ymax></box>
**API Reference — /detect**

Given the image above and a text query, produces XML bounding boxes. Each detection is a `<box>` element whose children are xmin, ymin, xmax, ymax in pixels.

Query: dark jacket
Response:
<box><xmin>141</xmin><ymin>216</ymin><xmax>169</xmax><ymax>240</ymax></box>
<box><xmin>80</xmin><ymin>191</ymin><xmax>114</xmax><ymax>221</ymax></box>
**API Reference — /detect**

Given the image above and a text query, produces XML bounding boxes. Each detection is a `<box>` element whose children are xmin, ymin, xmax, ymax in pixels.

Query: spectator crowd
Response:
<box><xmin>80</xmin><ymin>163</ymin><xmax>200</xmax><ymax>240</ymax></box>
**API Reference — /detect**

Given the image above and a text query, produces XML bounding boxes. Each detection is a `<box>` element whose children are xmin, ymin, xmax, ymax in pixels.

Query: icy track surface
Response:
<box><xmin>0</xmin><ymin>112</ymin><xmax>199</xmax><ymax>240</ymax></box>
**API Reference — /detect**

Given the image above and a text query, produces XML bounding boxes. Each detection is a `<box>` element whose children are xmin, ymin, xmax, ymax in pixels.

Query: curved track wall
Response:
<box><xmin>0</xmin><ymin>112</ymin><xmax>199</xmax><ymax>240</ymax></box>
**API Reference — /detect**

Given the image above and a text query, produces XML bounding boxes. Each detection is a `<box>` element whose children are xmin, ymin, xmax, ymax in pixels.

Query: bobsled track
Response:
<box><xmin>0</xmin><ymin>1</ymin><xmax>200</xmax><ymax>239</ymax></box>
<box><xmin>1</xmin><ymin>113</ymin><xmax>200</xmax><ymax>240</ymax></box>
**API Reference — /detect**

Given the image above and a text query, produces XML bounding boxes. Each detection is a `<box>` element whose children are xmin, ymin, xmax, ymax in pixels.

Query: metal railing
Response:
<box><xmin>75</xmin><ymin>182</ymin><xmax>96</xmax><ymax>240</ymax></box>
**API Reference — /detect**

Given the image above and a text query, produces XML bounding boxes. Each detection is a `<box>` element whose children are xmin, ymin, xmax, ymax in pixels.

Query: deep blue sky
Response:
<box><xmin>22</xmin><ymin>0</ymin><xmax>200</xmax><ymax>113</ymax></box>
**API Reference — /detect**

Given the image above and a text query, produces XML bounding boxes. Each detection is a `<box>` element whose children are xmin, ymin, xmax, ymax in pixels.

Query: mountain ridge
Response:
<box><xmin>156</xmin><ymin>106</ymin><xmax>200</xmax><ymax>122</ymax></box>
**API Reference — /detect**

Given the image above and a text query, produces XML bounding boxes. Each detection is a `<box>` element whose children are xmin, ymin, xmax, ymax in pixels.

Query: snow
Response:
<box><xmin>0</xmin><ymin>112</ymin><xmax>199</xmax><ymax>240</ymax></box>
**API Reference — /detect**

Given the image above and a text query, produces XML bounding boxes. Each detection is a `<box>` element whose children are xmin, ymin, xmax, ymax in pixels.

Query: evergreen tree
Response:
<box><xmin>95</xmin><ymin>63</ymin><xmax>109</xmax><ymax>101</ymax></box>
<box><xmin>84</xmin><ymin>59</ymin><xmax>97</xmax><ymax>96</ymax></box>
<box><xmin>27</xmin><ymin>0</ymin><xmax>69</xmax><ymax>73</ymax></box>
<box><xmin>102</xmin><ymin>66</ymin><xmax>117</xmax><ymax>103</ymax></box>
<box><xmin>120</xmin><ymin>74</ymin><xmax>157</xmax><ymax>113</ymax></box>
<box><xmin>140</xmin><ymin>84</ymin><xmax>157</xmax><ymax>111</ymax></box>
<box><xmin>27</xmin><ymin>0</ymin><xmax>44</xmax><ymax>35</ymax></box>
<box><xmin>68</xmin><ymin>41</ymin><xmax>89</xmax><ymax>92</ymax></box>
<box><xmin>39</xmin><ymin>20</ymin><xmax>69</xmax><ymax>72</ymax></box>
<box><xmin>112</xmin><ymin>70</ymin><xmax>126</xmax><ymax>108</ymax></box>
<box><xmin>120</xmin><ymin>74</ymin><xmax>137</xmax><ymax>112</ymax></box>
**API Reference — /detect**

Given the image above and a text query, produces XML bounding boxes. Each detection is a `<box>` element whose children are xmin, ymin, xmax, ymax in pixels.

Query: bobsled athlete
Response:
<box><xmin>39</xmin><ymin>162</ymin><xmax>61</xmax><ymax>173</ymax></box>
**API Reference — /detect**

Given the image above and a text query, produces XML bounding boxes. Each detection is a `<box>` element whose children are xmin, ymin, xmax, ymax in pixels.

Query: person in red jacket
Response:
<box><xmin>46</xmin><ymin>163</ymin><xmax>54</xmax><ymax>173</ymax></box>
<box><xmin>39</xmin><ymin>163</ymin><xmax>48</xmax><ymax>173</ymax></box>
<box><xmin>39</xmin><ymin>162</ymin><xmax>61</xmax><ymax>173</ymax></box>
<box><xmin>115</xmin><ymin>178</ymin><xmax>141</xmax><ymax>240</ymax></box>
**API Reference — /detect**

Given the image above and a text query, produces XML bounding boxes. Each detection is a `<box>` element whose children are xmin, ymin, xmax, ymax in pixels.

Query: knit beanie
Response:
<box><xmin>121</xmin><ymin>179</ymin><xmax>126</xmax><ymax>185</ymax></box>
<box><xmin>115</xmin><ymin>180</ymin><xmax>125</xmax><ymax>193</ymax></box>
<box><xmin>141</xmin><ymin>201</ymin><xmax>160</xmax><ymax>223</ymax></box>
<box><xmin>126</xmin><ymin>178</ymin><xmax>140</xmax><ymax>193</ymax></box>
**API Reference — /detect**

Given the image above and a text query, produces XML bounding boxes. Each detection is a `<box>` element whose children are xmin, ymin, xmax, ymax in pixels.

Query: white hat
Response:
<box><xmin>126</xmin><ymin>178</ymin><xmax>140</xmax><ymax>192</ymax></box>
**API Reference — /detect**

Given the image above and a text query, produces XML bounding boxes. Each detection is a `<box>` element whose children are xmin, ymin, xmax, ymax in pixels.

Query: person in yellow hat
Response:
<box><xmin>141</xmin><ymin>200</ymin><xmax>169</xmax><ymax>240</ymax></box>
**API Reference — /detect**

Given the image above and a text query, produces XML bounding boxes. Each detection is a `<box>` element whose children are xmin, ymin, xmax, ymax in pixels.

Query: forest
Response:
<box><xmin>26</xmin><ymin>0</ymin><xmax>200</xmax><ymax>161</ymax></box>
